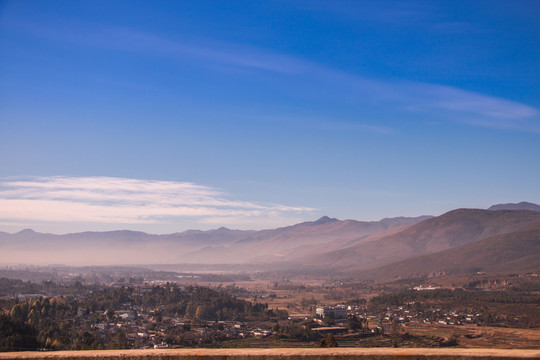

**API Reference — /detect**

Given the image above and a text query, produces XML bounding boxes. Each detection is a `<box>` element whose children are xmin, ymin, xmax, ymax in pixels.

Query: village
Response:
<box><xmin>72</xmin><ymin>291</ymin><xmax>489</xmax><ymax>349</ymax></box>
<box><xmin>2</xmin><ymin>269</ymin><xmax>539</xmax><ymax>350</ymax></box>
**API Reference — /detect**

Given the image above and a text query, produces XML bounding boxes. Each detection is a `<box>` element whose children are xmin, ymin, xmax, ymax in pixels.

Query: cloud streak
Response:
<box><xmin>6</xmin><ymin>19</ymin><xmax>540</xmax><ymax>133</ymax></box>
<box><xmin>102</xmin><ymin>26</ymin><xmax>540</xmax><ymax>133</ymax></box>
<box><xmin>0</xmin><ymin>176</ymin><xmax>315</xmax><ymax>230</ymax></box>
<box><xmin>395</xmin><ymin>81</ymin><xmax>540</xmax><ymax>132</ymax></box>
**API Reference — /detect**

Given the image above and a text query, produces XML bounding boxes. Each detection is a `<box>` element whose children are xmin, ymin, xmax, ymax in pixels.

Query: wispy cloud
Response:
<box><xmin>0</xmin><ymin>176</ymin><xmax>314</xmax><ymax>231</ymax></box>
<box><xmin>395</xmin><ymin>81</ymin><xmax>540</xmax><ymax>132</ymax></box>
<box><xmin>301</xmin><ymin>1</ymin><xmax>476</xmax><ymax>33</ymax></box>
<box><xmin>309</xmin><ymin>70</ymin><xmax>540</xmax><ymax>133</ymax></box>
<box><xmin>411</xmin><ymin>83</ymin><xmax>539</xmax><ymax>119</ymax></box>
<box><xmin>6</xmin><ymin>19</ymin><xmax>540</xmax><ymax>133</ymax></box>
<box><xmin>6</xmin><ymin>20</ymin><xmax>303</xmax><ymax>74</ymax></box>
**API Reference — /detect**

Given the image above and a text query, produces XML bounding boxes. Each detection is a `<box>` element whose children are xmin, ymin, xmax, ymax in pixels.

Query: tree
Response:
<box><xmin>346</xmin><ymin>315</ymin><xmax>363</xmax><ymax>331</ymax></box>
<box><xmin>111</xmin><ymin>331</ymin><xmax>129</xmax><ymax>349</ymax></box>
<box><xmin>0</xmin><ymin>315</ymin><xmax>40</xmax><ymax>352</ymax></box>
<box><xmin>318</xmin><ymin>333</ymin><xmax>338</xmax><ymax>347</ymax></box>
<box><xmin>390</xmin><ymin>319</ymin><xmax>402</xmax><ymax>336</ymax></box>
<box><xmin>106</xmin><ymin>309</ymin><xmax>115</xmax><ymax>322</ymax></box>
<box><xmin>194</xmin><ymin>305</ymin><xmax>204</xmax><ymax>321</ymax></box>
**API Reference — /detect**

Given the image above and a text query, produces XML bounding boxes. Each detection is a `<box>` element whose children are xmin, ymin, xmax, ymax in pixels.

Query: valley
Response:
<box><xmin>1</xmin><ymin>203</ymin><xmax>539</xmax><ymax>351</ymax></box>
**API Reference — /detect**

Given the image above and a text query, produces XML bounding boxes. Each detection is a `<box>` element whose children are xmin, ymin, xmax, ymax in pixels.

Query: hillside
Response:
<box><xmin>301</xmin><ymin>209</ymin><xmax>540</xmax><ymax>270</ymax></box>
<box><xmin>358</xmin><ymin>220</ymin><xmax>540</xmax><ymax>281</ymax></box>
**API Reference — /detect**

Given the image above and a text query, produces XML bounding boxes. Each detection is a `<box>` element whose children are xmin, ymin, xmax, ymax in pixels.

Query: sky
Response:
<box><xmin>0</xmin><ymin>0</ymin><xmax>539</xmax><ymax>234</ymax></box>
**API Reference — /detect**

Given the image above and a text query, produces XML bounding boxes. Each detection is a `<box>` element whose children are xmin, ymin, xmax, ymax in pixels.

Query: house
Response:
<box><xmin>118</xmin><ymin>311</ymin><xmax>136</xmax><ymax>320</ymax></box>
<box><xmin>316</xmin><ymin>306</ymin><xmax>348</xmax><ymax>322</ymax></box>
<box><xmin>288</xmin><ymin>314</ymin><xmax>311</xmax><ymax>320</ymax></box>
<box><xmin>253</xmin><ymin>329</ymin><xmax>271</xmax><ymax>337</ymax></box>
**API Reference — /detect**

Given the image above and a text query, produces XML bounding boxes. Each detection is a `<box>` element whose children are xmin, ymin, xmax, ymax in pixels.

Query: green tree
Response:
<box><xmin>0</xmin><ymin>315</ymin><xmax>41</xmax><ymax>352</ymax></box>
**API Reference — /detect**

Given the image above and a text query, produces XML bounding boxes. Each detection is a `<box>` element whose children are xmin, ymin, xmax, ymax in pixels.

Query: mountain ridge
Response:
<box><xmin>1</xmin><ymin>203</ymin><xmax>539</xmax><ymax>273</ymax></box>
<box><xmin>299</xmin><ymin>208</ymin><xmax>540</xmax><ymax>271</ymax></box>
<box><xmin>0</xmin><ymin>215</ymin><xmax>432</xmax><ymax>266</ymax></box>
<box><xmin>488</xmin><ymin>201</ymin><xmax>540</xmax><ymax>212</ymax></box>
<box><xmin>357</xmin><ymin>220</ymin><xmax>540</xmax><ymax>281</ymax></box>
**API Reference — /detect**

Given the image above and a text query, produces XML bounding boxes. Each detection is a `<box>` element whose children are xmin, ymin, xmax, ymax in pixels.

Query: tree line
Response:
<box><xmin>0</xmin><ymin>281</ymin><xmax>272</xmax><ymax>351</ymax></box>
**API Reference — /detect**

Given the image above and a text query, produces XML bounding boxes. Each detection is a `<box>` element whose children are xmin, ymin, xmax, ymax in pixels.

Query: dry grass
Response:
<box><xmin>1</xmin><ymin>348</ymin><xmax>540</xmax><ymax>360</ymax></box>
<box><xmin>405</xmin><ymin>323</ymin><xmax>540</xmax><ymax>349</ymax></box>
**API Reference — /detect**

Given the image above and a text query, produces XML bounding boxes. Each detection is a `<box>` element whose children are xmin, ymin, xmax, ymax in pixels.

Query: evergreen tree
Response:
<box><xmin>0</xmin><ymin>315</ymin><xmax>41</xmax><ymax>352</ymax></box>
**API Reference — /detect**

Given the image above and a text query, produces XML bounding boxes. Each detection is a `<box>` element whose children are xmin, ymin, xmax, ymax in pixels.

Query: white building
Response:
<box><xmin>315</xmin><ymin>306</ymin><xmax>348</xmax><ymax>321</ymax></box>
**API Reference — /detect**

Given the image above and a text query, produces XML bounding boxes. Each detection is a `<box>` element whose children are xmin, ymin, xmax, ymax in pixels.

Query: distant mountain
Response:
<box><xmin>182</xmin><ymin>215</ymin><xmax>432</xmax><ymax>264</ymax></box>
<box><xmin>358</xmin><ymin>220</ymin><xmax>540</xmax><ymax>281</ymax></box>
<box><xmin>14</xmin><ymin>229</ymin><xmax>38</xmax><ymax>236</ymax></box>
<box><xmin>2</xmin><ymin>206</ymin><xmax>539</xmax><ymax>272</ymax></box>
<box><xmin>0</xmin><ymin>215</ymin><xmax>430</xmax><ymax>266</ymax></box>
<box><xmin>301</xmin><ymin>209</ymin><xmax>540</xmax><ymax>270</ymax></box>
<box><xmin>0</xmin><ymin>227</ymin><xmax>251</xmax><ymax>265</ymax></box>
<box><xmin>488</xmin><ymin>201</ymin><xmax>540</xmax><ymax>212</ymax></box>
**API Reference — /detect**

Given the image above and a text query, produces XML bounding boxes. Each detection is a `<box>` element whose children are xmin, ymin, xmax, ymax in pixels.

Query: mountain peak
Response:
<box><xmin>313</xmin><ymin>216</ymin><xmax>339</xmax><ymax>225</ymax></box>
<box><xmin>17</xmin><ymin>228</ymin><xmax>37</xmax><ymax>234</ymax></box>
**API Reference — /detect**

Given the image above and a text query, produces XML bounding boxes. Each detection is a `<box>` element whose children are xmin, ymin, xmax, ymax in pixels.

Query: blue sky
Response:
<box><xmin>0</xmin><ymin>0</ymin><xmax>539</xmax><ymax>234</ymax></box>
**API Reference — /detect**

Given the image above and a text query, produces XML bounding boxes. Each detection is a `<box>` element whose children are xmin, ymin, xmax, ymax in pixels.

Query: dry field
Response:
<box><xmin>0</xmin><ymin>348</ymin><xmax>539</xmax><ymax>360</ymax></box>
<box><xmin>221</xmin><ymin>279</ymin><xmax>373</xmax><ymax>312</ymax></box>
<box><xmin>399</xmin><ymin>323</ymin><xmax>540</xmax><ymax>349</ymax></box>
<box><xmin>191</xmin><ymin>279</ymin><xmax>335</xmax><ymax>312</ymax></box>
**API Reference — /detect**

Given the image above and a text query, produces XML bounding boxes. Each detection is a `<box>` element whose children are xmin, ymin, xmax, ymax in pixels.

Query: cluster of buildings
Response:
<box><xmin>80</xmin><ymin>306</ymin><xmax>276</xmax><ymax>349</ymax></box>
<box><xmin>298</xmin><ymin>302</ymin><xmax>488</xmax><ymax>330</ymax></box>
<box><xmin>348</xmin><ymin>304</ymin><xmax>486</xmax><ymax>327</ymax></box>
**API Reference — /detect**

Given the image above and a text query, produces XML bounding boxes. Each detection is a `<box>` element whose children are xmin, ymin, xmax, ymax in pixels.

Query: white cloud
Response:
<box><xmin>0</xmin><ymin>176</ymin><xmax>315</xmax><ymax>231</ymax></box>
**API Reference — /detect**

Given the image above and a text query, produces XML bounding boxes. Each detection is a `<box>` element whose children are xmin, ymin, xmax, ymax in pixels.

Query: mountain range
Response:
<box><xmin>1</xmin><ymin>201</ymin><xmax>539</xmax><ymax>280</ymax></box>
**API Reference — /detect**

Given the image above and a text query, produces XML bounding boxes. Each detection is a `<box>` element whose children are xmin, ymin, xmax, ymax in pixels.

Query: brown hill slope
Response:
<box><xmin>358</xmin><ymin>220</ymin><xmax>540</xmax><ymax>282</ymax></box>
<box><xmin>182</xmin><ymin>216</ymin><xmax>431</xmax><ymax>263</ymax></box>
<box><xmin>301</xmin><ymin>209</ymin><xmax>540</xmax><ymax>270</ymax></box>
